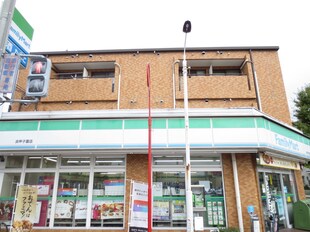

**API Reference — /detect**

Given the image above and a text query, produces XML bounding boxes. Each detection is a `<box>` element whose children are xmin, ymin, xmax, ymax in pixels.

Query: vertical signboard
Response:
<box><xmin>129</xmin><ymin>181</ymin><xmax>148</xmax><ymax>232</ymax></box>
<box><xmin>6</xmin><ymin>8</ymin><xmax>34</xmax><ymax>68</ymax></box>
<box><xmin>13</xmin><ymin>185</ymin><xmax>38</xmax><ymax>232</ymax></box>
<box><xmin>0</xmin><ymin>54</ymin><xmax>20</xmax><ymax>93</ymax></box>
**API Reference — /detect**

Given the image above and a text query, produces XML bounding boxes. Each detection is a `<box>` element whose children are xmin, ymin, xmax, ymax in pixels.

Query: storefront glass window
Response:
<box><xmin>152</xmin><ymin>154</ymin><xmax>225</xmax><ymax>229</ymax></box>
<box><xmin>54</xmin><ymin>172</ymin><xmax>90</xmax><ymax>227</ymax></box>
<box><xmin>24</xmin><ymin>173</ymin><xmax>55</xmax><ymax>227</ymax></box>
<box><xmin>0</xmin><ymin>173</ymin><xmax>21</xmax><ymax>223</ymax></box>
<box><xmin>192</xmin><ymin>171</ymin><xmax>225</xmax><ymax>227</ymax></box>
<box><xmin>282</xmin><ymin>174</ymin><xmax>295</xmax><ymax>224</ymax></box>
<box><xmin>0</xmin><ymin>155</ymin><xmax>126</xmax><ymax>229</ymax></box>
<box><xmin>91</xmin><ymin>172</ymin><xmax>125</xmax><ymax>227</ymax></box>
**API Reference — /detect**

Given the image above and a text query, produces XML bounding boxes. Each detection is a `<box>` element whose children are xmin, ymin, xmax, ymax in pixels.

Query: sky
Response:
<box><xmin>10</xmin><ymin>0</ymin><xmax>310</xmax><ymax>119</ymax></box>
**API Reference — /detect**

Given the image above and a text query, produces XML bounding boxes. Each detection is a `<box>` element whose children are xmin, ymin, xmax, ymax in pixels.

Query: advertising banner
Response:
<box><xmin>172</xmin><ymin>200</ymin><xmax>186</xmax><ymax>220</ymax></box>
<box><xmin>259</xmin><ymin>153</ymin><xmax>300</xmax><ymax>170</ymax></box>
<box><xmin>13</xmin><ymin>185</ymin><xmax>38</xmax><ymax>232</ymax></box>
<box><xmin>129</xmin><ymin>182</ymin><xmax>148</xmax><ymax>232</ymax></box>
<box><xmin>75</xmin><ymin>200</ymin><xmax>87</xmax><ymax>219</ymax></box>
<box><xmin>101</xmin><ymin>201</ymin><xmax>124</xmax><ymax>219</ymax></box>
<box><xmin>104</xmin><ymin>180</ymin><xmax>124</xmax><ymax>195</ymax></box>
<box><xmin>54</xmin><ymin>199</ymin><xmax>74</xmax><ymax>219</ymax></box>
<box><xmin>153</xmin><ymin>201</ymin><xmax>170</xmax><ymax>221</ymax></box>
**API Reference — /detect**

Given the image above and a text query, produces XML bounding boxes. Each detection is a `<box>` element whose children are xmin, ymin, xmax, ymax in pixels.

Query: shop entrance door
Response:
<box><xmin>258</xmin><ymin>171</ymin><xmax>296</xmax><ymax>230</ymax></box>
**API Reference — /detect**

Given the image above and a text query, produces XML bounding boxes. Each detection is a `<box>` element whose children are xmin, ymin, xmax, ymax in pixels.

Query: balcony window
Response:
<box><xmin>212</xmin><ymin>68</ymin><xmax>241</xmax><ymax>76</ymax></box>
<box><xmin>91</xmin><ymin>71</ymin><xmax>114</xmax><ymax>78</ymax></box>
<box><xmin>179</xmin><ymin>59</ymin><xmax>245</xmax><ymax>77</ymax></box>
<box><xmin>53</xmin><ymin>61</ymin><xmax>115</xmax><ymax>79</ymax></box>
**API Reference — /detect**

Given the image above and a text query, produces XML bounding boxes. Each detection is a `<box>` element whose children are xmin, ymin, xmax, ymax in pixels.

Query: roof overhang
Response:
<box><xmin>30</xmin><ymin>46</ymin><xmax>280</xmax><ymax>56</ymax></box>
<box><xmin>53</xmin><ymin>61</ymin><xmax>115</xmax><ymax>72</ymax></box>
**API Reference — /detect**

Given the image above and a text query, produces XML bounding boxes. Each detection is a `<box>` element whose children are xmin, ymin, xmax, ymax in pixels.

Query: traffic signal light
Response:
<box><xmin>26</xmin><ymin>57</ymin><xmax>52</xmax><ymax>97</ymax></box>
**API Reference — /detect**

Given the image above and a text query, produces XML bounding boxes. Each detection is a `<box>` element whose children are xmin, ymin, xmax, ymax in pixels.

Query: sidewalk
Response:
<box><xmin>280</xmin><ymin>229</ymin><xmax>309</xmax><ymax>232</ymax></box>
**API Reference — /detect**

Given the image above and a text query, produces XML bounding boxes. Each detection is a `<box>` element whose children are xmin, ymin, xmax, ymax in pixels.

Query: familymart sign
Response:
<box><xmin>6</xmin><ymin>8</ymin><xmax>34</xmax><ymax>67</ymax></box>
<box><xmin>0</xmin><ymin>116</ymin><xmax>309</xmax><ymax>160</ymax></box>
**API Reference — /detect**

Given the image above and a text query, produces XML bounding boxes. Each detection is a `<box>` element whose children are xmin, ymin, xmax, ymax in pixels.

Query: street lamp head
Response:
<box><xmin>183</xmin><ymin>20</ymin><xmax>191</xmax><ymax>33</ymax></box>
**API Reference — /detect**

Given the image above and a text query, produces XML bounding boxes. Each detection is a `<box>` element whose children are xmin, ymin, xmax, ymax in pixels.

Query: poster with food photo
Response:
<box><xmin>54</xmin><ymin>199</ymin><xmax>74</xmax><ymax>219</ymax></box>
<box><xmin>100</xmin><ymin>201</ymin><xmax>124</xmax><ymax>219</ymax></box>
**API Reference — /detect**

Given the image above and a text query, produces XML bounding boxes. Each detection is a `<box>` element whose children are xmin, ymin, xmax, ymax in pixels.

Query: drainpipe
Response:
<box><xmin>249</xmin><ymin>50</ymin><xmax>262</xmax><ymax>111</ymax></box>
<box><xmin>232</xmin><ymin>153</ymin><xmax>244</xmax><ymax>232</ymax></box>
<box><xmin>172</xmin><ymin>60</ymin><xmax>180</xmax><ymax>109</ymax></box>
<box><xmin>240</xmin><ymin>59</ymin><xmax>251</xmax><ymax>90</ymax></box>
<box><xmin>114</xmin><ymin>62</ymin><xmax>121</xmax><ymax>110</ymax></box>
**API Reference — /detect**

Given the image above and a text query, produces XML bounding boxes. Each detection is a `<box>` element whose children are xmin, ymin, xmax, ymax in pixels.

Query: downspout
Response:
<box><xmin>232</xmin><ymin>153</ymin><xmax>244</xmax><ymax>232</ymax></box>
<box><xmin>240</xmin><ymin>59</ymin><xmax>251</xmax><ymax>90</ymax></box>
<box><xmin>172</xmin><ymin>60</ymin><xmax>180</xmax><ymax>109</ymax></box>
<box><xmin>249</xmin><ymin>49</ymin><xmax>262</xmax><ymax>111</ymax></box>
<box><xmin>114</xmin><ymin>62</ymin><xmax>121</xmax><ymax>110</ymax></box>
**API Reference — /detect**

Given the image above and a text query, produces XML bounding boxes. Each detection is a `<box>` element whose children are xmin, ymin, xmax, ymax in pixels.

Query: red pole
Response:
<box><xmin>146</xmin><ymin>63</ymin><xmax>152</xmax><ymax>232</ymax></box>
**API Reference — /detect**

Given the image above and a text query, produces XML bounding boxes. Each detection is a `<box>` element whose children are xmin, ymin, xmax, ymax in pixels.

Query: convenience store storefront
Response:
<box><xmin>0</xmin><ymin>108</ymin><xmax>309</xmax><ymax>231</ymax></box>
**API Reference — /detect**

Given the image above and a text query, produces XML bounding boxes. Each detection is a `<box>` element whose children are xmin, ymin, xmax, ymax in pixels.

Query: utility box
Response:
<box><xmin>293</xmin><ymin>199</ymin><xmax>310</xmax><ymax>230</ymax></box>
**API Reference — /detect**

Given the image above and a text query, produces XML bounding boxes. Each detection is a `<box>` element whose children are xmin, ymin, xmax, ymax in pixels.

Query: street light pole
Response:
<box><xmin>0</xmin><ymin>0</ymin><xmax>16</xmax><ymax>114</ymax></box>
<box><xmin>182</xmin><ymin>20</ymin><xmax>194</xmax><ymax>232</ymax></box>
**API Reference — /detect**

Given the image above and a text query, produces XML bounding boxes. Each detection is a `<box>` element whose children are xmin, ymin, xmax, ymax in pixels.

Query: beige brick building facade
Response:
<box><xmin>0</xmin><ymin>47</ymin><xmax>309</xmax><ymax>232</ymax></box>
<box><xmin>14</xmin><ymin>47</ymin><xmax>291</xmax><ymax>124</ymax></box>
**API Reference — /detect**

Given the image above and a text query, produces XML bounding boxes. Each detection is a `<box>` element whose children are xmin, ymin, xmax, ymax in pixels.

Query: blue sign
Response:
<box><xmin>5</xmin><ymin>8</ymin><xmax>34</xmax><ymax>68</ymax></box>
<box><xmin>0</xmin><ymin>54</ymin><xmax>21</xmax><ymax>93</ymax></box>
<box><xmin>6</xmin><ymin>38</ymin><xmax>28</xmax><ymax>67</ymax></box>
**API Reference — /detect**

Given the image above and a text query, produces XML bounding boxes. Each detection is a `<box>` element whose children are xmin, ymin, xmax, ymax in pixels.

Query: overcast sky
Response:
<box><xmin>13</xmin><ymin>0</ymin><xmax>310</xmax><ymax>119</ymax></box>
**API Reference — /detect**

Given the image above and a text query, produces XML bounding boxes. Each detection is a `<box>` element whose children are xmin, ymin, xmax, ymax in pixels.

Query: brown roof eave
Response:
<box><xmin>30</xmin><ymin>46</ymin><xmax>280</xmax><ymax>56</ymax></box>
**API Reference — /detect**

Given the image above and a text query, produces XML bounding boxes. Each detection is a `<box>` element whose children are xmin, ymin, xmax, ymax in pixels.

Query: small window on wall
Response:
<box><xmin>191</xmin><ymin>155</ymin><xmax>221</xmax><ymax>166</ymax></box>
<box><xmin>26</xmin><ymin>156</ymin><xmax>57</xmax><ymax>168</ymax></box>
<box><xmin>24</xmin><ymin>173</ymin><xmax>55</xmax><ymax>227</ymax></box>
<box><xmin>153</xmin><ymin>156</ymin><xmax>184</xmax><ymax>166</ymax></box>
<box><xmin>61</xmin><ymin>156</ymin><xmax>91</xmax><ymax>166</ymax></box>
<box><xmin>5</xmin><ymin>156</ymin><xmax>24</xmax><ymax>168</ymax></box>
<box><xmin>91</xmin><ymin>172</ymin><xmax>125</xmax><ymax>227</ymax></box>
<box><xmin>95</xmin><ymin>157</ymin><xmax>125</xmax><ymax>166</ymax></box>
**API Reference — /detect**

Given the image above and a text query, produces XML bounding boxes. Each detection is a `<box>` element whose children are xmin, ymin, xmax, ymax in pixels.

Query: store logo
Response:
<box><xmin>274</xmin><ymin>134</ymin><xmax>299</xmax><ymax>151</ymax></box>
